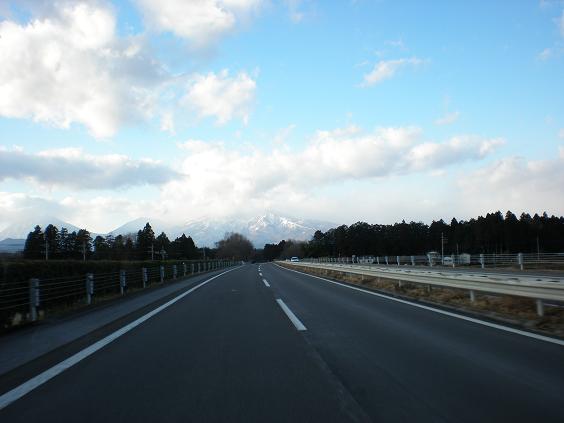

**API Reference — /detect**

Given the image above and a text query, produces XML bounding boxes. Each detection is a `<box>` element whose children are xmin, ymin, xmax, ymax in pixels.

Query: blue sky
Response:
<box><xmin>1</xmin><ymin>0</ymin><xmax>563</xmax><ymax>233</ymax></box>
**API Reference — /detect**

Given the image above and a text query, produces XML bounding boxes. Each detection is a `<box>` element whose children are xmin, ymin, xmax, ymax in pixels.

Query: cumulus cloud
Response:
<box><xmin>362</xmin><ymin>57</ymin><xmax>424</xmax><ymax>87</ymax></box>
<box><xmin>435</xmin><ymin>111</ymin><xmax>460</xmax><ymax>126</ymax></box>
<box><xmin>0</xmin><ymin>147</ymin><xmax>179</xmax><ymax>189</ymax></box>
<box><xmin>160</xmin><ymin>126</ymin><xmax>503</xmax><ymax>219</ymax></box>
<box><xmin>182</xmin><ymin>70</ymin><xmax>256</xmax><ymax>125</ymax></box>
<box><xmin>135</xmin><ymin>0</ymin><xmax>263</xmax><ymax>47</ymax></box>
<box><xmin>457</xmin><ymin>153</ymin><xmax>564</xmax><ymax>215</ymax></box>
<box><xmin>0</xmin><ymin>2</ymin><xmax>165</xmax><ymax>138</ymax></box>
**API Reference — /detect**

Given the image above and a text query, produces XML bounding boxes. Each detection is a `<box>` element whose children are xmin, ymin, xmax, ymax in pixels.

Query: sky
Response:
<box><xmin>0</xmin><ymin>0</ymin><xmax>563</xmax><ymax>233</ymax></box>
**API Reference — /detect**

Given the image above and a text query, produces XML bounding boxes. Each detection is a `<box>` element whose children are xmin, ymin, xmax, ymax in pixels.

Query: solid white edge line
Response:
<box><xmin>0</xmin><ymin>266</ymin><xmax>240</xmax><ymax>410</ymax></box>
<box><xmin>262</xmin><ymin>278</ymin><xmax>270</xmax><ymax>287</ymax></box>
<box><xmin>276</xmin><ymin>299</ymin><xmax>307</xmax><ymax>331</ymax></box>
<box><xmin>276</xmin><ymin>264</ymin><xmax>564</xmax><ymax>347</ymax></box>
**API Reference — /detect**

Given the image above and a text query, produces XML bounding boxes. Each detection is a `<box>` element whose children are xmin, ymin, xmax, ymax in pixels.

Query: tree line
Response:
<box><xmin>263</xmin><ymin>211</ymin><xmax>564</xmax><ymax>259</ymax></box>
<box><xmin>23</xmin><ymin>222</ymin><xmax>201</xmax><ymax>261</ymax></box>
<box><xmin>22</xmin><ymin>222</ymin><xmax>256</xmax><ymax>261</ymax></box>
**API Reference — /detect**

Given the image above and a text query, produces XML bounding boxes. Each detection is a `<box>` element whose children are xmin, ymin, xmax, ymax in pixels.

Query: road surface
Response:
<box><xmin>0</xmin><ymin>263</ymin><xmax>563</xmax><ymax>422</ymax></box>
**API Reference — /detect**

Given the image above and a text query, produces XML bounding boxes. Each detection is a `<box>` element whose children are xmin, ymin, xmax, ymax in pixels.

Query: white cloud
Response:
<box><xmin>0</xmin><ymin>147</ymin><xmax>179</xmax><ymax>189</ymax></box>
<box><xmin>559</xmin><ymin>128</ymin><xmax>564</xmax><ymax>139</ymax></box>
<box><xmin>273</xmin><ymin>124</ymin><xmax>297</xmax><ymax>145</ymax></box>
<box><xmin>362</xmin><ymin>57</ymin><xmax>424</xmax><ymax>87</ymax></box>
<box><xmin>435</xmin><ymin>111</ymin><xmax>460</xmax><ymax>126</ymax></box>
<box><xmin>0</xmin><ymin>2</ymin><xmax>165</xmax><ymax>138</ymax></box>
<box><xmin>161</xmin><ymin>126</ymin><xmax>502</xmax><ymax>220</ymax></box>
<box><xmin>135</xmin><ymin>0</ymin><xmax>263</xmax><ymax>47</ymax></box>
<box><xmin>457</xmin><ymin>153</ymin><xmax>564</xmax><ymax>216</ymax></box>
<box><xmin>160</xmin><ymin>112</ymin><xmax>176</xmax><ymax>134</ymax></box>
<box><xmin>182</xmin><ymin>69</ymin><xmax>256</xmax><ymax>125</ymax></box>
<box><xmin>538</xmin><ymin>47</ymin><xmax>553</xmax><ymax>60</ymax></box>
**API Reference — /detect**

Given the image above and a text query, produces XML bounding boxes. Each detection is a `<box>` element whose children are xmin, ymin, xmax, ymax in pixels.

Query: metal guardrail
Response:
<box><xmin>0</xmin><ymin>260</ymin><xmax>237</xmax><ymax>328</ymax></box>
<box><xmin>283</xmin><ymin>261</ymin><xmax>564</xmax><ymax>317</ymax></box>
<box><xmin>309</xmin><ymin>253</ymin><xmax>564</xmax><ymax>269</ymax></box>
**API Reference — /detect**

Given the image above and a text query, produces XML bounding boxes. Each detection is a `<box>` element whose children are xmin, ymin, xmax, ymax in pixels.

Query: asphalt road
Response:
<box><xmin>1</xmin><ymin>263</ymin><xmax>563</xmax><ymax>422</ymax></box>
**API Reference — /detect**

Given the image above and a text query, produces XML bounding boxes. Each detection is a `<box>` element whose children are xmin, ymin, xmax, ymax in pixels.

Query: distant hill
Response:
<box><xmin>0</xmin><ymin>216</ymin><xmax>82</xmax><ymax>241</ymax></box>
<box><xmin>0</xmin><ymin>212</ymin><xmax>336</xmax><ymax>249</ymax></box>
<box><xmin>0</xmin><ymin>238</ymin><xmax>25</xmax><ymax>253</ymax></box>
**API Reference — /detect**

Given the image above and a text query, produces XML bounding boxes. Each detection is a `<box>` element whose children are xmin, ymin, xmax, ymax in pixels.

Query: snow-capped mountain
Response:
<box><xmin>0</xmin><ymin>216</ymin><xmax>82</xmax><ymax>241</ymax></box>
<box><xmin>109</xmin><ymin>212</ymin><xmax>335</xmax><ymax>247</ymax></box>
<box><xmin>176</xmin><ymin>212</ymin><xmax>335</xmax><ymax>247</ymax></box>
<box><xmin>0</xmin><ymin>212</ymin><xmax>336</xmax><ymax>250</ymax></box>
<box><xmin>107</xmin><ymin>217</ymin><xmax>174</xmax><ymax>238</ymax></box>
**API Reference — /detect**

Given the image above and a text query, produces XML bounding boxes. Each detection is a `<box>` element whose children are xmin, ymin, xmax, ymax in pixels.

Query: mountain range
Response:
<box><xmin>0</xmin><ymin>212</ymin><xmax>335</xmax><ymax>251</ymax></box>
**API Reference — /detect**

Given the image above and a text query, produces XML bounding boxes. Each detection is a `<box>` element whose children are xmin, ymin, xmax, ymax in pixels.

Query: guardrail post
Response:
<box><xmin>469</xmin><ymin>290</ymin><xmax>476</xmax><ymax>303</ymax></box>
<box><xmin>385</xmin><ymin>256</ymin><xmax>389</xmax><ymax>265</ymax></box>
<box><xmin>198</xmin><ymin>263</ymin><xmax>201</xmax><ymax>273</ymax></box>
<box><xmin>173</xmin><ymin>265</ymin><xmax>178</xmax><ymax>280</ymax></box>
<box><xmin>451</xmin><ymin>254</ymin><xmax>455</xmax><ymax>268</ymax></box>
<box><xmin>396</xmin><ymin>256</ymin><xmax>400</xmax><ymax>266</ymax></box>
<box><xmin>376</xmin><ymin>256</ymin><xmax>380</xmax><ymax>265</ymax></box>
<box><xmin>480</xmin><ymin>254</ymin><xmax>485</xmax><ymax>269</ymax></box>
<box><xmin>85</xmin><ymin>273</ymin><xmax>94</xmax><ymax>304</ymax></box>
<box><xmin>120</xmin><ymin>270</ymin><xmax>126</xmax><ymax>295</ymax></box>
<box><xmin>411</xmin><ymin>256</ymin><xmax>415</xmax><ymax>266</ymax></box>
<box><xmin>160</xmin><ymin>266</ymin><xmax>164</xmax><ymax>283</ymax></box>
<box><xmin>518</xmin><ymin>253</ymin><xmax>523</xmax><ymax>271</ymax></box>
<box><xmin>191</xmin><ymin>263</ymin><xmax>194</xmax><ymax>274</ymax></box>
<box><xmin>428</xmin><ymin>254</ymin><xmax>432</xmax><ymax>267</ymax></box>
<box><xmin>183</xmin><ymin>263</ymin><xmax>187</xmax><ymax>276</ymax></box>
<box><xmin>536</xmin><ymin>299</ymin><xmax>544</xmax><ymax>317</ymax></box>
<box><xmin>29</xmin><ymin>278</ymin><xmax>40</xmax><ymax>322</ymax></box>
<box><xmin>142</xmin><ymin>268</ymin><xmax>148</xmax><ymax>288</ymax></box>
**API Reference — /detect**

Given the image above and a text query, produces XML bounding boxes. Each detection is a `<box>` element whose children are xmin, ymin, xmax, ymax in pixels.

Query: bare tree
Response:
<box><xmin>216</xmin><ymin>232</ymin><xmax>253</xmax><ymax>260</ymax></box>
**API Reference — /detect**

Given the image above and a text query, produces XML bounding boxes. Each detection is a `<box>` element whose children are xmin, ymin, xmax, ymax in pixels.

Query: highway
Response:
<box><xmin>1</xmin><ymin>263</ymin><xmax>563</xmax><ymax>422</ymax></box>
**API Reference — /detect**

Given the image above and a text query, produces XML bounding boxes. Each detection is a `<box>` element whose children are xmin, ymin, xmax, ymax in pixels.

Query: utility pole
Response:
<box><xmin>537</xmin><ymin>235</ymin><xmax>540</xmax><ymax>261</ymax></box>
<box><xmin>82</xmin><ymin>240</ymin><xmax>86</xmax><ymax>261</ymax></box>
<box><xmin>441</xmin><ymin>232</ymin><xmax>447</xmax><ymax>265</ymax></box>
<box><xmin>150</xmin><ymin>244</ymin><xmax>154</xmax><ymax>260</ymax></box>
<box><xmin>45</xmin><ymin>239</ymin><xmax>49</xmax><ymax>261</ymax></box>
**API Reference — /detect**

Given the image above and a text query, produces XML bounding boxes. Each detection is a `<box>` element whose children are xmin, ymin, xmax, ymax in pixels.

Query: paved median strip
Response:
<box><xmin>262</xmin><ymin>278</ymin><xmax>270</xmax><ymax>287</ymax></box>
<box><xmin>0</xmin><ymin>267</ymin><xmax>239</xmax><ymax>411</ymax></box>
<box><xmin>276</xmin><ymin>299</ymin><xmax>307</xmax><ymax>331</ymax></box>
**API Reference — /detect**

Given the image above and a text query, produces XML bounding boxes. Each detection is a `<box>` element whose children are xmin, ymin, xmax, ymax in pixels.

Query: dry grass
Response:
<box><xmin>281</xmin><ymin>264</ymin><xmax>564</xmax><ymax>338</ymax></box>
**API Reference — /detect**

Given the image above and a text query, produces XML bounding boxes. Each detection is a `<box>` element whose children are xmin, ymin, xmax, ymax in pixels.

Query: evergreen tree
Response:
<box><xmin>136</xmin><ymin>223</ymin><xmax>155</xmax><ymax>260</ymax></box>
<box><xmin>23</xmin><ymin>225</ymin><xmax>44</xmax><ymax>259</ymax></box>
<box><xmin>44</xmin><ymin>224</ymin><xmax>60</xmax><ymax>260</ymax></box>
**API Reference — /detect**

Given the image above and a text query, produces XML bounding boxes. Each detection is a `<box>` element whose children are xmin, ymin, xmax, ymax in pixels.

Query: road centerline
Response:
<box><xmin>276</xmin><ymin>299</ymin><xmax>307</xmax><ymax>331</ymax></box>
<box><xmin>262</xmin><ymin>278</ymin><xmax>270</xmax><ymax>287</ymax></box>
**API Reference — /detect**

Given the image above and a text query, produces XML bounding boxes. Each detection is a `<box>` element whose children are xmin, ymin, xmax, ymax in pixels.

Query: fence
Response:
<box><xmin>0</xmin><ymin>259</ymin><xmax>236</xmax><ymax>329</ymax></box>
<box><xmin>306</xmin><ymin>252</ymin><xmax>564</xmax><ymax>270</ymax></box>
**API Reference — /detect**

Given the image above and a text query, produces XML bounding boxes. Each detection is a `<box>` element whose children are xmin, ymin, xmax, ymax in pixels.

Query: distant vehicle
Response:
<box><xmin>290</xmin><ymin>256</ymin><xmax>300</xmax><ymax>262</ymax></box>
